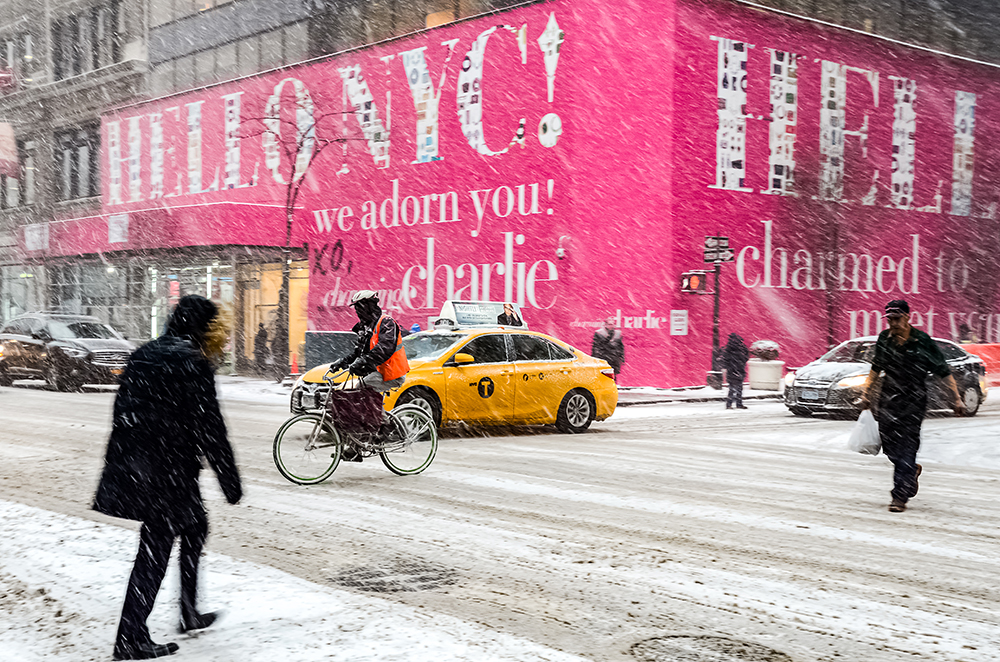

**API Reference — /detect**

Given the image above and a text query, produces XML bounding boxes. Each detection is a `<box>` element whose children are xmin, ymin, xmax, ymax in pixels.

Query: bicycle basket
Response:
<box><xmin>326</xmin><ymin>388</ymin><xmax>384</xmax><ymax>432</ymax></box>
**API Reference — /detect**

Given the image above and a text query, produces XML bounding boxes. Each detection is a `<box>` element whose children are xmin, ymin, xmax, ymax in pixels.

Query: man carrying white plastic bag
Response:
<box><xmin>858</xmin><ymin>300</ymin><xmax>964</xmax><ymax>513</ymax></box>
<box><xmin>848</xmin><ymin>410</ymin><xmax>881</xmax><ymax>455</ymax></box>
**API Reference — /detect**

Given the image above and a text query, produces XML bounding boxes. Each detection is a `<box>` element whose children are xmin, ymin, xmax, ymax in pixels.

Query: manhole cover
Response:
<box><xmin>329</xmin><ymin>558</ymin><xmax>458</xmax><ymax>593</ymax></box>
<box><xmin>631</xmin><ymin>636</ymin><xmax>792</xmax><ymax>662</ymax></box>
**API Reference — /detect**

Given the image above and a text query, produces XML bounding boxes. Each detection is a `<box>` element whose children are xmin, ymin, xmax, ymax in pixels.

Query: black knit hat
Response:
<box><xmin>166</xmin><ymin>295</ymin><xmax>219</xmax><ymax>343</ymax></box>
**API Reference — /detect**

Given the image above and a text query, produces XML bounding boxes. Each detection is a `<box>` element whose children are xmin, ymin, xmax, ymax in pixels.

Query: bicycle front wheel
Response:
<box><xmin>380</xmin><ymin>405</ymin><xmax>438</xmax><ymax>475</ymax></box>
<box><xmin>273</xmin><ymin>414</ymin><xmax>342</xmax><ymax>485</ymax></box>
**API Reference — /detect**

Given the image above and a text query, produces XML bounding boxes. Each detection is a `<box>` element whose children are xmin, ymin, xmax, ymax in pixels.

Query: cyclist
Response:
<box><xmin>335</xmin><ymin>290</ymin><xmax>410</xmax><ymax>390</ymax></box>
<box><xmin>333</xmin><ymin>291</ymin><xmax>410</xmax><ymax>460</ymax></box>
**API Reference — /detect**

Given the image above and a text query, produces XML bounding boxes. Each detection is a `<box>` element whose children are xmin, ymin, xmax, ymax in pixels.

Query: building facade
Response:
<box><xmin>4</xmin><ymin>0</ymin><xmax>1000</xmax><ymax>384</ymax></box>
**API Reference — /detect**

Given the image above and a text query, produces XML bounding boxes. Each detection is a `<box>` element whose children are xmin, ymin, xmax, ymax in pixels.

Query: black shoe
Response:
<box><xmin>736</xmin><ymin>405</ymin><xmax>748</xmax><ymax>409</ymax></box>
<box><xmin>341</xmin><ymin>446</ymin><xmax>363</xmax><ymax>462</ymax></box>
<box><xmin>179</xmin><ymin>610</ymin><xmax>219</xmax><ymax>634</ymax></box>
<box><xmin>112</xmin><ymin>641</ymin><xmax>179</xmax><ymax>660</ymax></box>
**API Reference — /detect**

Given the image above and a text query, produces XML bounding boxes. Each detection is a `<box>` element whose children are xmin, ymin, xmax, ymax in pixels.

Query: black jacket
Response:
<box><xmin>591</xmin><ymin>328</ymin><xmax>625</xmax><ymax>371</ymax></box>
<box><xmin>342</xmin><ymin>314</ymin><xmax>402</xmax><ymax>375</ymax></box>
<box><xmin>723</xmin><ymin>334</ymin><xmax>749</xmax><ymax>378</ymax></box>
<box><xmin>93</xmin><ymin>335</ymin><xmax>242</xmax><ymax>532</ymax></box>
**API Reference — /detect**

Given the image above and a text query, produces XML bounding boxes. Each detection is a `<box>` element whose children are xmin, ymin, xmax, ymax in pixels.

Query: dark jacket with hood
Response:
<box><xmin>93</xmin><ymin>295</ymin><xmax>242</xmax><ymax>532</ymax></box>
<box><xmin>723</xmin><ymin>333</ymin><xmax>749</xmax><ymax>379</ymax></box>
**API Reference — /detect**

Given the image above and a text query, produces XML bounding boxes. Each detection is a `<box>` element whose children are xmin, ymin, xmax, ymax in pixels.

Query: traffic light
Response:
<box><xmin>680</xmin><ymin>270</ymin><xmax>708</xmax><ymax>294</ymax></box>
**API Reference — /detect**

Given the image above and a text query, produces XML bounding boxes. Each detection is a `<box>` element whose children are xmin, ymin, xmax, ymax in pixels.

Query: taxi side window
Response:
<box><xmin>458</xmin><ymin>335</ymin><xmax>508</xmax><ymax>364</ymax></box>
<box><xmin>512</xmin><ymin>335</ymin><xmax>573</xmax><ymax>361</ymax></box>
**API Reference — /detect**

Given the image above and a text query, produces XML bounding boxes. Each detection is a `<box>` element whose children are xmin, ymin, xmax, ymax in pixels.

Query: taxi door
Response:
<box><xmin>511</xmin><ymin>334</ymin><xmax>576</xmax><ymax>423</ymax></box>
<box><xmin>443</xmin><ymin>334</ymin><xmax>515</xmax><ymax>423</ymax></box>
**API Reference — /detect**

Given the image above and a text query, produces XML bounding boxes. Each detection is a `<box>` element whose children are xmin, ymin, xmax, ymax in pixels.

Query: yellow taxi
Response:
<box><xmin>291</xmin><ymin>326</ymin><xmax>618</xmax><ymax>433</ymax></box>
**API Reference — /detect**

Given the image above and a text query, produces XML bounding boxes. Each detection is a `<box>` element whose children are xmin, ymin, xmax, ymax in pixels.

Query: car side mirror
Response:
<box><xmin>453</xmin><ymin>353</ymin><xmax>474</xmax><ymax>365</ymax></box>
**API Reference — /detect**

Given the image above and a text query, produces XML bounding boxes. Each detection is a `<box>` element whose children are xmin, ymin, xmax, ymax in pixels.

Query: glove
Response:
<box><xmin>349</xmin><ymin>357</ymin><xmax>370</xmax><ymax>375</ymax></box>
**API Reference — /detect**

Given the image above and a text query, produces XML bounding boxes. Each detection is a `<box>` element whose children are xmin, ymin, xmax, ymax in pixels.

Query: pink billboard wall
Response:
<box><xmin>81</xmin><ymin>0</ymin><xmax>1000</xmax><ymax>386</ymax></box>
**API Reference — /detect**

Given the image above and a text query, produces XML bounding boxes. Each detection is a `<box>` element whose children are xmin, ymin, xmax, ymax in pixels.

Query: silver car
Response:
<box><xmin>784</xmin><ymin>336</ymin><xmax>987</xmax><ymax>417</ymax></box>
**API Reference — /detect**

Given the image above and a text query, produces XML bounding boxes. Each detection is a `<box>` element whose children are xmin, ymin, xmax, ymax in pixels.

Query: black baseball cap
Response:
<box><xmin>884</xmin><ymin>299</ymin><xmax>910</xmax><ymax>318</ymax></box>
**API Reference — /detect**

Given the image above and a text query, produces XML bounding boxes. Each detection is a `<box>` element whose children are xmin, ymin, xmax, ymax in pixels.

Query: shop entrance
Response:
<box><xmin>238</xmin><ymin>261</ymin><xmax>309</xmax><ymax>378</ymax></box>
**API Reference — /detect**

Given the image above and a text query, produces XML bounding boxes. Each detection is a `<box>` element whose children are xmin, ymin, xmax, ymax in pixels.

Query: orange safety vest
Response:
<box><xmin>369</xmin><ymin>314</ymin><xmax>410</xmax><ymax>381</ymax></box>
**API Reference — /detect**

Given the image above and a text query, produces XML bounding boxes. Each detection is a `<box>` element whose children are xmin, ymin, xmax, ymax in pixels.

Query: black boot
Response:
<box><xmin>113</xmin><ymin>641</ymin><xmax>179</xmax><ymax>660</ymax></box>
<box><xmin>179</xmin><ymin>610</ymin><xmax>220</xmax><ymax>634</ymax></box>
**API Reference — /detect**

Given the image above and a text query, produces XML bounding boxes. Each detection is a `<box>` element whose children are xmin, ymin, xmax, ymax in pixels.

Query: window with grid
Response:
<box><xmin>56</xmin><ymin>125</ymin><xmax>100</xmax><ymax>200</ymax></box>
<box><xmin>52</xmin><ymin>2</ymin><xmax>120</xmax><ymax>81</ymax></box>
<box><xmin>0</xmin><ymin>140</ymin><xmax>35</xmax><ymax>209</ymax></box>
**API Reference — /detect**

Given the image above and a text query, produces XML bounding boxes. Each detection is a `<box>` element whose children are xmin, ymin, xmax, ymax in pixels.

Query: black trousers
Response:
<box><xmin>115</xmin><ymin>511</ymin><xmax>208</xmax><ymax>646</ymax></box>
<box><xmin>726</xmin><ymin>379</ymin><xmax>744</xmax><ymax>407</ymax></box>
<box><xmin>878</xmin><ymin>409</ymin><xmax>923</xmax><ymax>503</ymax></box>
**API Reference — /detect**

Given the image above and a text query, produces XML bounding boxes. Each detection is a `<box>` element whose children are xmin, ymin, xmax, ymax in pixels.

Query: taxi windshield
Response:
<box><xmin>402</xmin><ymin>333</ymin><xmax>464</xmax><ymax>360</ymax></box>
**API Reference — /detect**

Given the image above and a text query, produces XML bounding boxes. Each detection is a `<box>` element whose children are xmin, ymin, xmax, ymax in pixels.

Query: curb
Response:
<box><xmin>617</xmin><ymin>392</ymin><xmax>783</xmax><ymax>407</ymax></box>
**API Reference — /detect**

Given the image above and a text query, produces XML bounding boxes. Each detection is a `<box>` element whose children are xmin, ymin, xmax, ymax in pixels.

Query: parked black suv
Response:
<box><xmin>0</xmin><ymin>313</ymin><xmax>135</xmax><ymax>390</ymax></box>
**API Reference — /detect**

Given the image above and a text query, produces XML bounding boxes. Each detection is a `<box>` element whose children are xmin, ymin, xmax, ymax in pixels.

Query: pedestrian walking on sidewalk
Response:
<box><xmin>253</xmin><ymin>322</ymin><xmax>269</xmax><ymax>375</ymax></box>
<box><xmin>723</xmin><ymin>333</ymin><xmax>749</xmax><ymax>409</ymax></box>
<box><xmin>591</xmin><ymin>316</ymin><xmax>625</xmax><ymax>379</ymax></box>
<box><xmin>93</xmin><ymin>295</ymin><xmax>243</xmax><ymax>660</ymax></box>
<box><xmin>861</xmin><ymin>299</ymin><xmax>964</xmax><ymax>513</ymax></box>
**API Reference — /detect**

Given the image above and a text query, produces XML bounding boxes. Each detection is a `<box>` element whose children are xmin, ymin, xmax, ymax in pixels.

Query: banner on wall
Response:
<box><xmin>80</xmin><ymin>0</ymin><xmax>1000</xmax><ymax>386</ymax></box>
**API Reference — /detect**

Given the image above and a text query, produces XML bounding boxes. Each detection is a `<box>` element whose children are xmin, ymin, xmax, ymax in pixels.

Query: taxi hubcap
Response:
<box><xmin>566</xmin><ymin>394</ymin><xmax>590</xmax><ymax>427</ymax></box>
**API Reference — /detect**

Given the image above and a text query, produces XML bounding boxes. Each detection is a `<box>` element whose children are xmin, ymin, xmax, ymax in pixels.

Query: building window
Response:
<box><xmin>0</xmin><ymin>140</ymin><xmax>35</xmax><ymax>209</ymax></box>
<box><xmin>1</xmin><ymin>32</ymin><xmax>35</xmax><ymax>89</ymax></box>
<box><xmin>56</xmin><ymin>125</ymin><xmax>99</xmax><ymax>200</ymax></box>
<box><xmin>52</xmin><ymin>2</ymin><xmax>120</xmax><ymax>81</ymax></box>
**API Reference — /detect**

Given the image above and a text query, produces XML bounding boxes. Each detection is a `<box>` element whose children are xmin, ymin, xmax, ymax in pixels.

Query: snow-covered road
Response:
<box><xmin>1</xmin><ymin>382</ymin><xmax>998</xmax><ymax>661</ymax></box>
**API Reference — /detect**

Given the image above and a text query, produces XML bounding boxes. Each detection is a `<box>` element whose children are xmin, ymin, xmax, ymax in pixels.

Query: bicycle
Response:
<box><xmin>272</xmin><ymin>369</ymin><xmax>438</xmax><ymax>485</ymax></box>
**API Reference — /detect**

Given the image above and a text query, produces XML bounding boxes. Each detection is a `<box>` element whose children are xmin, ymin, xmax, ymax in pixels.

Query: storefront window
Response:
<box><xmin>0</xmin><ymin>266</ymin><xmax>45</xmax><ymax>322</ymax></box>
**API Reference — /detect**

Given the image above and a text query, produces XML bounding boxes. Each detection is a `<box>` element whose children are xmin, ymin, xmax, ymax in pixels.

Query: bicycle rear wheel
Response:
<box><xmin>273</xmin><ymin>413</ymin><xmax>342</xmax><ymax>485</ymax></box>
<box><xmin>379</xmin><ymin>405</ymin><xmax>438</xmax><ymax>475</ymax></box>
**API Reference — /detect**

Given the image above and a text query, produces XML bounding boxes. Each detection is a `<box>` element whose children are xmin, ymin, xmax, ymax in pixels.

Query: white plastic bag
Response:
<box><xmin>848</xmin><ymin>409</ymin><xmax>881</xmax><ymax>455</ymax></box>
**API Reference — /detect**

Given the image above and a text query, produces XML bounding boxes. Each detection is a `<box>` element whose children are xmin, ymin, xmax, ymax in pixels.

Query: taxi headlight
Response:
<box><xmin>836</xmin><ymin>374</ymin><xmax>868</xmax><ymax>388</ymax></box>
<box><xmin>784</xmin><ymin>372</ymin><xmax>796</xmax><ymax>387</ymax></box>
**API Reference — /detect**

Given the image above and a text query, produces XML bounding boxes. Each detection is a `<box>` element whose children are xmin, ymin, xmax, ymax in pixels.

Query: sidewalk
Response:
<box><xmin>617</xmin><ymin>385</ymin><xmax>783</xmax><ymax>406</ymax></box>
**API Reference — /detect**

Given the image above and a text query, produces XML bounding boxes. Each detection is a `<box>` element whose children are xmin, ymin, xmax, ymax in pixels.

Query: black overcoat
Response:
<box><xmin>723</xmin><ymin>335</ymin><xmax>750</xmax><ymax>379</ymax></box>
<box><xmin>93</xmin><ymin>335</ymin><xmax>242</xmax><ymax>532</ymax></box>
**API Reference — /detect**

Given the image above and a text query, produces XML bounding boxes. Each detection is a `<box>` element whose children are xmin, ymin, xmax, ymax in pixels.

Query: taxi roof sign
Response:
<box><xmin>437</xmin><ymin>300</ymin><xmax>529</xmax><ymax>329</ymax></box>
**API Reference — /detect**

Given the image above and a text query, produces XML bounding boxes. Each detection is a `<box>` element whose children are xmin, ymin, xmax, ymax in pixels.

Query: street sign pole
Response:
<box><xmin>700</xmin><ymin>235</ymin><xmax>732</xmax><ymax>388</ymax></box>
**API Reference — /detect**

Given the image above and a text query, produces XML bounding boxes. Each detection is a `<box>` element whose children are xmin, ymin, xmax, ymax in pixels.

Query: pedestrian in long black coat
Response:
<box><xmin>591</xmin><ymin>316</ymin><xmax>625</xmax><ymax>377</ymax></box>
<box><xmin>93</xmin><ymin>295</ymin><xmax>242</xmax><ymax>660</ymax></box>
<box><xmin>723</xmin><ymin>333</ymin><xmax>749</xmax><ymax>409</ymax></box>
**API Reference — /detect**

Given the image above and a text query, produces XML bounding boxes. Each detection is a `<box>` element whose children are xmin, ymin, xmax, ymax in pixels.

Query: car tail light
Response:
<box><xmin>600</xmin><ymin>368</ymin><xmax>616</xmax><ymax>378</ymax></box>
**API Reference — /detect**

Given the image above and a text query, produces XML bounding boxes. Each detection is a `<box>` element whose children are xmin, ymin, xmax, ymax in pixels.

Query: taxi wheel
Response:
<box><xmin>396</xmin><ymin>387</ymin><xmax>442</xmax><ymax>427</ymax></box>
<box><xmin>556</xmin><ymin>389</ymin><xmax>595</xmax><ymax>434</ymax></box>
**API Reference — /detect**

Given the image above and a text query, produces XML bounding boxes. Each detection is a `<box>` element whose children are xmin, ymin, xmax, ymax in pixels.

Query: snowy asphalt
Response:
<box><xmin>1</xmin><ymin>381</ymin><xmax>998</xmax><ymax>662</ymax></box>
